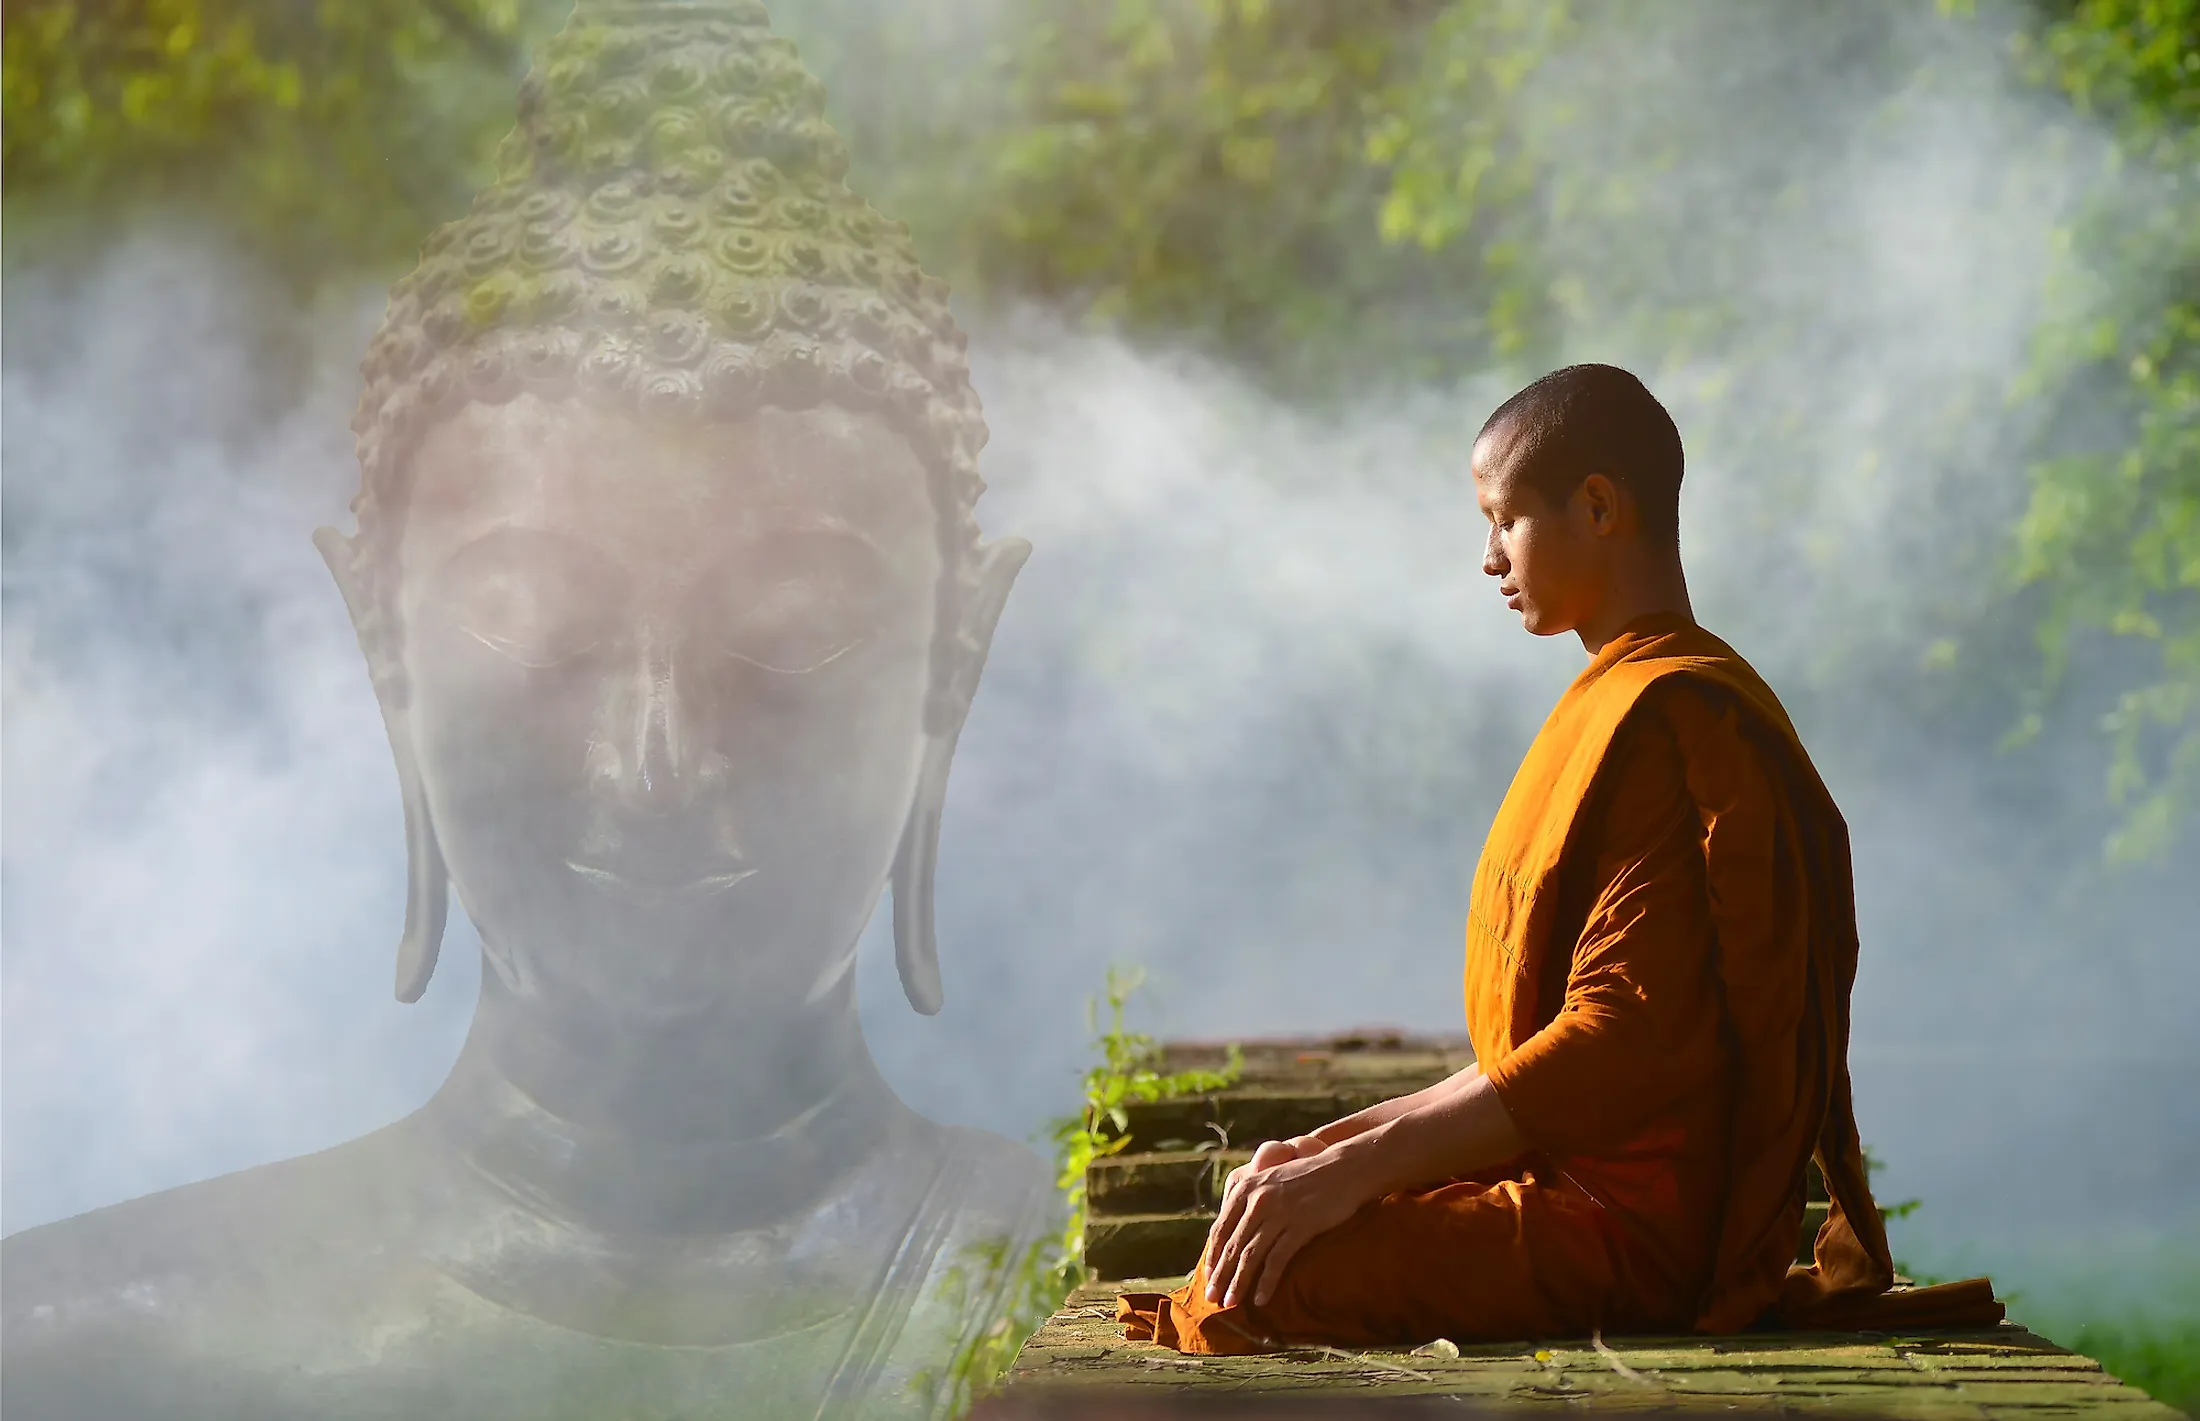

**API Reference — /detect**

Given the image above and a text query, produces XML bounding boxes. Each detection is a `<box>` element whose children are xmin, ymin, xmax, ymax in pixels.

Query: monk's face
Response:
<box><xmin>1472</xmin><ymin>425</ymin><xmax>1615</xmax><ymax>638</ymax></box>
<box><xmin>395</xmin><ymin>396</ymin><xmax>940</xmax><ymax>1015</ymax></box>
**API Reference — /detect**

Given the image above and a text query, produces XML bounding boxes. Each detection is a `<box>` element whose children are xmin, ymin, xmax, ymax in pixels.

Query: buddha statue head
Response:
<box><xmin>317</xmin><ymin>0</ymin><xmax>1026</xmax><ymax>1028</ymax></box>
<box><xmin>2</xmin><ymin>12</ymin><xmax>1049</xmax><ymax>1403</ymax></box>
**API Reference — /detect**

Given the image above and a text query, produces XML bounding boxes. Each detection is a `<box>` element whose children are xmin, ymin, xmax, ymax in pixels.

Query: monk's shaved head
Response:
<box><xmin>1479</xmin><ymin>365</ymin><xmax>1684</xmax><ymax>544</ymax></box>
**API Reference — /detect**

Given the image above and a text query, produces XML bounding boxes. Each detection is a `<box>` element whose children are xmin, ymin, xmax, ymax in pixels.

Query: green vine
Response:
<box><xmin>1047</xmin><ymin>965</ymin><xmax>1243</xmax><ymax>1293</ymax></box>
<box><xmin>922</xmin><ymin>965</ymin><xmax>1243</xmax><ymax>1416</ymax></box>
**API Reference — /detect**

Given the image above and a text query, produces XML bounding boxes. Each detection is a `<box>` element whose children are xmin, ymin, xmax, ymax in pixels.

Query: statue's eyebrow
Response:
<box><xmin>745</xmin><ymin>511</ymin><xmax>887</xmax><ymax>555</ymax></box>
<box><xmin>435</xmin><ymin>521</ymin><xmax>606</xmax><ymax>566</ymax></box>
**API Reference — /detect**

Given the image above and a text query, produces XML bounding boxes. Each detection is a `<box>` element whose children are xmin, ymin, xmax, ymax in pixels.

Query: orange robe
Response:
<box><xmin>1121</xmin><ymin>615</ymin><xmax>1999</xmax><ymax>1353</ymax></box>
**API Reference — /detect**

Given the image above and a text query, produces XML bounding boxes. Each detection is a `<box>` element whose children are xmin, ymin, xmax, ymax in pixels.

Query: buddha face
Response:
<box><xmin>392</xmin><ymin>395</ymin><xmax>941</xmax><ymax>1015</ymax></box>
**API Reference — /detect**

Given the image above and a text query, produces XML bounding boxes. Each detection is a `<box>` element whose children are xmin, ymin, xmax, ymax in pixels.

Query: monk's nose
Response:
<box><xmin>588</xmin><ymin>634</ymin><xmax>720</xmax><ymax>815</ymax></box>
<box><xmin>1481</xmin><ymin>525</ymin><xmax>1507</xmax><ymax>578</ymax></box>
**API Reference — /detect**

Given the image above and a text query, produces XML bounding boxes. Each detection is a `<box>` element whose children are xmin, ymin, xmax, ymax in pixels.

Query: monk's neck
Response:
<box><xmin>431</xmin><ymin>962</ymin><xmax>901</xmax><ymax>1232</ymax></box>
<box><xmin>1575</xmin><ymin>556</ymin><xmax>1695</xmax><ymax>656</ymax></box>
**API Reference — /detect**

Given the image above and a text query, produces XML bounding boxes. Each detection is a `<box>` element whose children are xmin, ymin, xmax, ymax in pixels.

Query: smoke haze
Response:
<box><xmin>5</xmin><ymin>0</ymin><xmax>2195</xmax><ymax>1331</ymax></box>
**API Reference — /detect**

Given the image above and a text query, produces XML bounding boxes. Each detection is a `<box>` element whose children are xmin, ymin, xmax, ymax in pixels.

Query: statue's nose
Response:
<box><xmin>587</xmin><ymin>636</ymin><xmax>719</xmax><ymax>816</ymax></box>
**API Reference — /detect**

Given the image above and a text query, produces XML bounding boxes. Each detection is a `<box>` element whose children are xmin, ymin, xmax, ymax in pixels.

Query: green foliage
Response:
<box><xmin>2024</xmin><ymin>1271</ymin><xmax>2200</xmax><ymax>1416</ymax></box>
<box><xmin>1047</xmin><ymin>964</ymin><xmax>1241</xmax><ymax>1292</ymax></box>
<box><xmin>2010</xmin><ymin>0</ymin><xmax>2200</xmax><ymax>858</ymax></box>
<box><xmin>2064</xmin><ymin>1312</ymin><xmax>2200</xmax><ymax>1415</ymax></box>
<box><xmin>945</xmin><ymin>0</ymin><xmax>1563</xmax><ymax>388</ymax></box>
<box><xmin>1</xmin><ymin>0</ymin><xmax>555</xmax><ymax>270</ymax></box>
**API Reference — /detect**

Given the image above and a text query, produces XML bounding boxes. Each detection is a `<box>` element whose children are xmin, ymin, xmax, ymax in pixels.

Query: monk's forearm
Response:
<box><xmin>1307</xmin><ymin>1063</ymin><xmax>1482</xmax><ymax>1150</ymax></box>
<box><xmin>1331</xmin><ymin>1069</ymin><xmax>1524</xmax><ymax>1197</ymax></box>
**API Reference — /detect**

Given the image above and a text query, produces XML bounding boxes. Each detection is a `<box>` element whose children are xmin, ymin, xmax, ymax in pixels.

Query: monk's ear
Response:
<box><xmin>1577</xmin><ymin>473</ymin><xmax>1624</xmax><ymax>537</ymax></box>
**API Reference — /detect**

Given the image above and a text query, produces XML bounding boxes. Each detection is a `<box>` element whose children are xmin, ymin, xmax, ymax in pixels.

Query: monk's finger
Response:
<box><xmin>1206</xmin><ymin>1199</ymin><xmax>1255</xmax><ymax>1303</ymax></box>
<box><xmin>1202</xmin><ymin>1194</ymin><xmax>1241</xmax><ymax>1301</ymax></box>
<box><xmin>1217</xmin><ymin>1180</ymin><xmax>1287</xmax><ymax>1307</ymax></box>
<box><xmin>1210</xmin><ymin>1171</ymin><xmax>1249</xmax><ymax>1251</ymax></box>
<box><xmin>1251</xmin><ymin>1227</ymin><xmax>1309</xmax><ymax>1309</ymax></box>
<box><xmin>1218</xmin><ymin>1161</ymin><xmax>1262</xmax><ymax>1219</ymax></box>
<box><xmin>1249</xmin><ymin>1139</ymin><xmax>1296</xmax><ymax>1172</ymax></box>
<box><xmin>1207</xmin><ymin>1177</ymin><xmax>1274</xmax><ymax>1303</ymax></box>
<box><xmin>1222</xmin><ymin>1217</ymin><xmax>1277</xmax><ymax>1310</ymax></box>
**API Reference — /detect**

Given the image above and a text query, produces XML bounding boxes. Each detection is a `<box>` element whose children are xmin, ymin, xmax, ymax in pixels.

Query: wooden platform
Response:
<box><xmin>983</xmin><ymin>1032</ymin><xmax>2182</xmax><ymax>1418</ymax></box>
<box><xmin>985</xmin><ymin>1278</ymin><xmax>2181</xmax><ymax>1417</ymax></box>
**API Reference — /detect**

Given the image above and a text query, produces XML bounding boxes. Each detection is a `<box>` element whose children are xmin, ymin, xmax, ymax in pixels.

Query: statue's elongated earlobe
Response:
<box><xmin>891</xmin><ymin>737</ymin><xmax>952</xmax><ymax>1016</ymax></box>
<box><xmin>893</xmin><ymin>536</ymin><xmax>1031</xmax><ymax>1015</ymax></box>
<box><xmin>316</xmin><ymin>526</ymin><xmax>448</xmax><ymax>1002</ymax></box>
<box><xmin>391</xmin><ymin>758</ymin><xmax>450</xmax><ymax>1003</ymax></box>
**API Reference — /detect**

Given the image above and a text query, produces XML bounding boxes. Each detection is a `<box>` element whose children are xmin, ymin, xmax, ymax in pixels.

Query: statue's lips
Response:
<box><xmin>563</xmin><ymin>858</ymin><xmax>758</xmax><ymax>904</ymax></box>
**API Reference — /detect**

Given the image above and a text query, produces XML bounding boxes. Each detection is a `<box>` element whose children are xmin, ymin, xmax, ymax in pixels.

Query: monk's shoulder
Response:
<box><xmin>1631</xmin><ymin>672</ymin><xmax>1844</xmax><ymax>840</ymax></box>
<box><xmin>1595</xmin><ymin>671</ymin><xmax>1807</xmax><ymax>827</ymax></box>
<box><xmin>1594</xmin><ymin>681</ymin><xmax>1696</xmax><ymax>820</ymax></box>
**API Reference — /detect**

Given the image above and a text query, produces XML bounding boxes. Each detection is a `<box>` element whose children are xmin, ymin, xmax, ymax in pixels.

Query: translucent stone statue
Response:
<box><xmin>1</xmin><ymin>4</ymin><xmax>1052</xmax><ymax>1416</ymax></box>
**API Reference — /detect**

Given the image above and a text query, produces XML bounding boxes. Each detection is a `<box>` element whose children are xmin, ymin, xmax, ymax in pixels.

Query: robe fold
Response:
<box><xmin>1119</xmin><ymin>615</ymin><xmax>2000</xmax><ymax>1354</ymax></box>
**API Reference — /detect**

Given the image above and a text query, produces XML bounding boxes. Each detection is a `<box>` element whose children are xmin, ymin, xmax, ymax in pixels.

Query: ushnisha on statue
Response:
<box><xmin>2</xmin><ymin>4</ymin><xmax>1053</xmax><ymax>1418</ymax></box>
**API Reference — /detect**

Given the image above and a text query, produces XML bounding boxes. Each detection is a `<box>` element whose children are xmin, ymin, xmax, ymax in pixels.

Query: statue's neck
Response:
<box><xmin>429</xmin><ymin>965</ymin><xmax>905</xmax><ymax>1234</ymax></box>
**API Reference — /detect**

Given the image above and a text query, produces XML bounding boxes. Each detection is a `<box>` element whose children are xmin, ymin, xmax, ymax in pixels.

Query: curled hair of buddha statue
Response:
<box><xmin>1479</xmin><ymin>363</ymin><xmax>1685</xmax><ymax>545</ymax></box>
<box><xmin>316</xmin><ymin>0</ymin><xmax>1024</xmax><ymax>1014</ymax></box>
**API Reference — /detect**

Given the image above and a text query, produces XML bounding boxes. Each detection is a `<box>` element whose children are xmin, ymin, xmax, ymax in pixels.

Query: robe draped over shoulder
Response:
<box><xmin>1119</xmin><ymin>616</ymin><xmax>1999</xmax><ymax>1353</ymax></box>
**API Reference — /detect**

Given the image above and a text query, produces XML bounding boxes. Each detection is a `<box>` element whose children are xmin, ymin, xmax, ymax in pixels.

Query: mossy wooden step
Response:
<box><xmin>988</xmin><ymin>1279</ymin><xmax>2182</xmax><ymax>1418</ymax></box>
<box><xmin>1087</xmin><ymin>1148</ymin><xmax>1252</xmax><ymax>1216</ymax></box>
<box><xmin>1085</xmin><ymin>1212</ymin><xmax>1217</xmax><ymax>1283</ymax></box>
<box><xmin>1110</xmin><ymin>1087</ymin><xmax>1417</xmax><ymax>1154</ymax></box>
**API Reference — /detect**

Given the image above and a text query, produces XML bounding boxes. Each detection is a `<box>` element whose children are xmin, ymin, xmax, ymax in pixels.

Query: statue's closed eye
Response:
<box><xmin>431</xmin><ymin>529</ymin><xmax>619</xmax><ymax>669</ymax></box>
<box><xmin>710</xmin><ymin>531</ymin><xmax>889</xmax><ymax>676</ymax></box>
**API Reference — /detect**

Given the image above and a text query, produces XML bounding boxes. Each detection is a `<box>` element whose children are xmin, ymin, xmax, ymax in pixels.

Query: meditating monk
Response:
<box><xmin>1120</xmin><ymin>363</ymin><xmax>2001</xmax><ymax>1353</ymax></box>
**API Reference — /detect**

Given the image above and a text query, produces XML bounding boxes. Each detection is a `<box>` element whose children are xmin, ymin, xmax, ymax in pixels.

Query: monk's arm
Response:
<box><xmin>1301</xmin><ymin>1063</ymin><xmax>1484</xmax><ymax>1151</ymax></box>
<box><xmin>1236</xmin><ymin>1064</ymin><xmax>1484</xmax><ymax>1172</ymax></box>
<box><xmin>1483</xmin><ymin>696</ymin><xmax>1732</xmax><ymax>1153</ymax></box>
<box><xmin>1319</xmin><ymin>1068</ymin><xmax>1523</xmax><ymax>1194</ymax></box>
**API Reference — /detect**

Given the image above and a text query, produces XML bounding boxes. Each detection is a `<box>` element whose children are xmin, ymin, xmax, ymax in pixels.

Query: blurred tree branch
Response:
<box><xmin>2008</xmin><ymin>0</ymin><xmax>2198</xmax><ymax>858</ymax></box>
<box><xmin>1</xmin><ymin>0</ymin><xmax>554</xmax><ymax>273</ymax></box>
<box><xmin>3</xmin><ymin>0</ymin><xmax>2191</xmax><ymax>849</ymax></box>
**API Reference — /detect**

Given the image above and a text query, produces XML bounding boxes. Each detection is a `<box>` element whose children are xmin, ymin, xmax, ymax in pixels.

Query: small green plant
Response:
<box><xmin>1046</xmin><ymin>964</ymin><xmax>1243</xmax><ymax>1293</ymax></box>
<box><xmin>911</xmin><ymin>1232</ymin><xmax>1062</xmax><ymax>1420</ymax></box>
<box><xmin>923</xmin><ymin>964</ymin><xmax>1245</xmax><ymax>1417</ymax></box>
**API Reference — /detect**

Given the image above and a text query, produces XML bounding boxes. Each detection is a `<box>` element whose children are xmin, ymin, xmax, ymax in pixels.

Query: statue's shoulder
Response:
<box><xmin>3</xmin><ymin>1122</ymin><xmax>432</xmax><ymax>1351</ymax></box>
<box><xmin>861</xmin><ymin>1125</ymin><xmax>1059</xmax><ymax>1420</ymax></box>
<box><xmin>928</xmin><ymin>1122</ymin><xmax>1058</xmax><ymax>1323</ymax></box>
<box><xmin>932</xmin><ymin>1123</ymin><xmax>1056</xmax><ymax>1228</ymax></box>
<box><xmin>901</xmin><ymin>1123</ymin><xmax>1056</xmax><ymax>1297</ymax></box>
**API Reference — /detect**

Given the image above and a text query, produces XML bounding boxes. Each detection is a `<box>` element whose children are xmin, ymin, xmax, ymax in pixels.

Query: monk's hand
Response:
<box><xmin>1248</xmin><ymin>1137</ymin><xmax>1320</xmax><ymax>1173</ymax></box>
<box><xmin>1202</xmin><ymin>1143</ymin><xmax>1375</xmax><ymax>1310</ymax></box>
